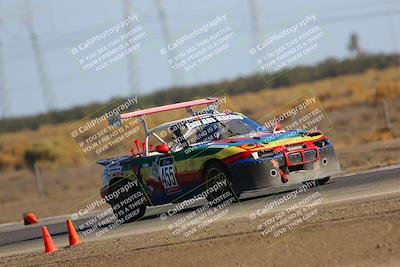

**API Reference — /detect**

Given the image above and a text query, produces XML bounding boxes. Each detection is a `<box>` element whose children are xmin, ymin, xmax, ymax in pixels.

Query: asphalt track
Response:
<box><xmin>0</xmin><ymin>165</ymin><xmax>399</xmax><ymax>257</ymax></box>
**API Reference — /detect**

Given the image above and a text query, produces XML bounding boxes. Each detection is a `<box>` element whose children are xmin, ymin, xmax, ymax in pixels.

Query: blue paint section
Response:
<box><xmin>230</xmin><ymin>154</ymin><xmax>284</xmax><ymax>168</ymax></box>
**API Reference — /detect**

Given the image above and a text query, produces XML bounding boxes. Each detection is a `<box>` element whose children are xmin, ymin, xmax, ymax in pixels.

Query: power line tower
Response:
<box><xmin>24</xmin><ymin>0</ymin><xmax>55</xmax><ymax>111</ymax></box>
<box><xmin>154</xmin><ymin>0</ymin><xmax>180</xmax><ymax>86</ymax></box>
<box><xmin>248</xmin><ymin>0</ymin><xmax>262</xmax><ymax>44</ymax></box>
<box><xmin>388</xmin><ymin>14</ymin><xmax>400</xmax><ymax>65</ymax></box>
<box><xmin>122</xmin><ymin>0</ymin><xmax>141</xmax><ymax>96</ymax></box>
<box><xmin>0</xmin><ymin>18</ymin><xmax>11</xmax><ymax>118</ymax></box>
<box><xmin>348</xmin><ymin>33</ymin><xmax>364</xmax><ymax>57</ymax></box>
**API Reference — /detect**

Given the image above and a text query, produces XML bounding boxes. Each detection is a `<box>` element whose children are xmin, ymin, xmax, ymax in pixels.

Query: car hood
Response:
<box><xmin>210</xmin><ymin>129</ymin><xmax>322</xmax><ymax>147</ymax></box>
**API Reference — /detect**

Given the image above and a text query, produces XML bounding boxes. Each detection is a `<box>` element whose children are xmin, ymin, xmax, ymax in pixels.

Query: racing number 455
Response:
<box><xmin>159</xmin><ymin>156</ymin><xmax>180</xmax><ymax>194</ymax></box>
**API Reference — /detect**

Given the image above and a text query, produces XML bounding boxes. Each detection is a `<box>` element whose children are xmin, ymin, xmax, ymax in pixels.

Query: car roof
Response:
<box><xmin>148</xmin><ymin>111</ymin><xmax>237</xmax><ymax>133</ymax></box>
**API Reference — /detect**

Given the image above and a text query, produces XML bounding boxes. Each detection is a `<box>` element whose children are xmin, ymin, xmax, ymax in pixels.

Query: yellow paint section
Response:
<box><xmin>259</xmin><ymin>135</ymin><xmax>323</xmax><ymax>150</ymax></box>
<box><xmin>141</xmin><ymin>168</ymin><xmax>152</xmax><ymax>178</ymax></box>
<box><xmin>214</xmin><ymin>146</ymin><xmax>246</xmax><ymax>159</ymax></box>
<box><xmin>180</xmin><ymin>155</ymin><xmax>212</xmax><ymax>171</ymax></box>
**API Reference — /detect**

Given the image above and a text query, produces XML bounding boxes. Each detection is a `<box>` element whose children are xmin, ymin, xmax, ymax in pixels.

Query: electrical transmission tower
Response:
<box><xmin>248</xmin><ymin>0</ymin><xmax>262</xmax><ymax>45</ymax></box>
<box><xmin>0</xmin><ymin>18</ymin><xmax>10</xmax><ymax>118</ymax></box>
<box><xmin>348</xmin><ymin>33</ymin><xmax>364</xmax><ymax>57</ymax></box>
<box><xmin>154</xmin><ymin>0</ymin><xmax>180</xmax><ymax>86</ymax></box>
<box><xmin>24</xmin><ymin>0</ymin><xmax>55</xmax><ymax>111</ymax></box>
<box><xmin>122</xmin><ymin>0</ymin><xmax>141</xmax><ymax>96</ymax></box>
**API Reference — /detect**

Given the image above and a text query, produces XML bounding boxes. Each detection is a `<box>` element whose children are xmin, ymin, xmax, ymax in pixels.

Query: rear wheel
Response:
<box><xmin>204</xmin><ymin>161</ymin><xmax>238</xmax><ymax>204</ymax></box>
<box><xmin>109</xmin><ymin>179</ymin><xmax>147</xmax><ymax>223</ymax></box>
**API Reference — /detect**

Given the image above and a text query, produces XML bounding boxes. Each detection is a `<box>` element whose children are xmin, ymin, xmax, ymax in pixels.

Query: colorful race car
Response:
<box><xmin>98</xmin><ymin>98</ymin><xmax>340</xmax><ymax>222</ymax></box>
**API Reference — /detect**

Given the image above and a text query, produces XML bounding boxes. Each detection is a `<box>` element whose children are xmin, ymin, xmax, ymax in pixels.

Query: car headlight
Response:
<box><xmin>314</xmin><ymin>139</ymin><xmax>329</xmax><ymax>148</ymax></box>
<box><xmin>258</xmin><ymin>150</ymin><xmax>275</xmax><ymax>158</ymax></box>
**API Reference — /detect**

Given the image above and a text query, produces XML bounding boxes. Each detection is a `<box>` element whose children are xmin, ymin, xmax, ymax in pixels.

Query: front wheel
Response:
<box><xmin>109</xmin><ymin>179</ymin><xmax>147</xmax><ymax>223</ymax></box>
<box><xmin>204</xmin><ymin>161</ymin><xmax>238</xmax><ymax>204</ymax></box>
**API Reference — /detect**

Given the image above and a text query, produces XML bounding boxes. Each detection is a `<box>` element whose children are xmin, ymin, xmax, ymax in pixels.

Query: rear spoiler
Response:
<box><xmin>108</xmin><ymin>97</ymin><xmax>220</xmax><ymax>128</ymax></box>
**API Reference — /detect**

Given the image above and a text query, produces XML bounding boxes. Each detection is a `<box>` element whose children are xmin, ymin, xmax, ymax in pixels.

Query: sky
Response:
<box><xmin>0</xmin><ymin>0</ymin><xmax>399</xmax><ymax>118</ymax></box>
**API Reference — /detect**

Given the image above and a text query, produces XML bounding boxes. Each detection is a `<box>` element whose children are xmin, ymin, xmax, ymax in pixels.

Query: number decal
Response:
<box><xmin>160</xmin><ymin>165</ymin><xmax>176</xmax><ymax>188</ymax></box>
<box><xmin>159</xmin><ymin>157</ymin><xmax>181</xmax><ymax>194</ymax></box>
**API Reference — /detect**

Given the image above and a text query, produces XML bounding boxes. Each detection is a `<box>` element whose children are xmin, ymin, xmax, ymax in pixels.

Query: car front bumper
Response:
<box><xmin>228</xmin><ymin>145</ymin><xmax>341</xmax><ymax>193</ymax></box>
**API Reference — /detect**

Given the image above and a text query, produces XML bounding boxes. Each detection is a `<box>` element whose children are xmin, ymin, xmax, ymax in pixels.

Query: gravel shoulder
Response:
<box><xmin>1</xmin><ymin>191</ymin><xmax>399</xmax><ymax>267</ymax></box>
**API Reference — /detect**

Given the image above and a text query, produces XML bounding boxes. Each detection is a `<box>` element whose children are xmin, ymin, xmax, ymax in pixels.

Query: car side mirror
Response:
<box><xmin>273</xmin><ymin>122</ymin><xmax>282</xmax><ymax>132</ymax></box>
<box><xmin>156</xmin><ymin>144</ymin><xmax>170</xmax><ymax>154</ymax></box>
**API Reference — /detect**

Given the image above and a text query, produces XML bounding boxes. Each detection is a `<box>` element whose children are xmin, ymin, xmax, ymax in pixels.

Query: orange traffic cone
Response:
<box><xmin>23</xmin><ymin>212</ymin><xmax>38</xmax><ymax>225</ymax></box>
<box><xmin>42</xmin><ymin>226</ymin><xmax>57</xmax><ymax>253</ymax></box>
<box><xmin>66</xmin><ymin>219</ymin><xmax>81</xmax><ymax>246</ymax></box>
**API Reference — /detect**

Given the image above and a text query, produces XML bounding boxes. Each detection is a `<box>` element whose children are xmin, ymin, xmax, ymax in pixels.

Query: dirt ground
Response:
<box><xmin>1</xmin><ymin>191</ymin><xmax>399</xmax><ymax>267</ymax></box>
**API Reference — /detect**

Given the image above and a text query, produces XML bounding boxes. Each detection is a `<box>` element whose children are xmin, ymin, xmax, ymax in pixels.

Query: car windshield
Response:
<box><xmin>174</xmin><ymin>114</ymin><xmax>266</xmax><ymax>147</ymax></box>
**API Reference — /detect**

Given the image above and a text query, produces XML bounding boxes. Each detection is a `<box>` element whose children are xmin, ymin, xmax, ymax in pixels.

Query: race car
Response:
<box><xmin>98</xmin><ymin>98</ymin><xmax>340</xmax><ymax>222</ymax></box>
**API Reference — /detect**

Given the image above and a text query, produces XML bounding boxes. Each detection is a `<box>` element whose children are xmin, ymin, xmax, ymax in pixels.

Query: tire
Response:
<box><xmin>204</xmin><ymin>161</ymin><xmax>238</xmax><ymax>204</ymax></box>
<box><xmin>108</xmin><ymin>179</ymin><xmax>147</xmax><ymax>223</ymax></box>
<box><xmin>315</xmin><ymin>176</ymin><xmax>330</xmax><ymax>186</ymax></box>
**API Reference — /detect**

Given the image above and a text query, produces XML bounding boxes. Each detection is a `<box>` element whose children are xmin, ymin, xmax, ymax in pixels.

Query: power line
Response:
<box><xmin>317</xmin><ymin>9</ymin><xmax>400</xmax><ymax>24</ymax></box>
<box><xmin>3</xmin><ymin>8</ymin><xmax>400</xmax><ymax>51</ymax></box>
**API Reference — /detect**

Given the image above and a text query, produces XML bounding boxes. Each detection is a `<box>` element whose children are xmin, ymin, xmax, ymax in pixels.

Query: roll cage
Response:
<box><xmin>108</xmin><ymin>98</ymin><xmax>222</xmax><ymax>156</ymax></box>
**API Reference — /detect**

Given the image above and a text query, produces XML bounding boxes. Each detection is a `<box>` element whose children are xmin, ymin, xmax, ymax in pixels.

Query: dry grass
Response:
<box><xmin>0</xmin><ymin>67</ymin><xmax>399</xmax><ymax>223</ymax></box>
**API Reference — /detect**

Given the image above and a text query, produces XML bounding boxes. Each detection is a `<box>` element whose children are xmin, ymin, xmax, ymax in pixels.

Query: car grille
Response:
<box><xmin>288</xmin><ymin>152</ymin><xmax>302</xmax><ymax>165</ymax></box>
<box><xmin>304</xmin><ymin>150</ymin><xmax>317</xmax><ymax>162</ymax></box>
<box><xmin>287</xmin><ymin>149</ymin><xmax>318</xmax><ymax>166</ymax></box>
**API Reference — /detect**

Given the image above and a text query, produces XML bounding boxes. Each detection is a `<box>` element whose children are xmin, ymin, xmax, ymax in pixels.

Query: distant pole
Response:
<box><xmin>388</xmin><ymin>14</ymin><xmax>400</xmax><ymax>65</ymax></box>
<box><xmin>248</xmin><ymin>0</ymin><xmax>261</xmax><ymax>44</ymax></box>
<box><xmin>122</xmin><ymin>0</ymin><xmax>141</xmax><ymax>96</ymax></box>
<box><xmin>24</xmin><ymin>0</ymin><xmax>55</xmax><ymax>111</ymax></box>
<box><xmin>248</xmin><ymin>0</ymin><xmax>262</xmax><ymax>72</ymax></box>
<box><xmin>0</xmin><ymin>18</ymin><xmax>11</xmax><ymax>118</ymax></box>
<box><xmin>33</xmin><ymin>162</ymin><xmax>46</xmax><ymax>197</ymax></box>
<box><xmin>382</xmin><ymin>99</ymin><xmax>392</xmax><ymax>130</ymax></box>
<box><xmin>155</xmin><ymin>0</ymin><xmax>180</xmax><ymax>86</ymax></box>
